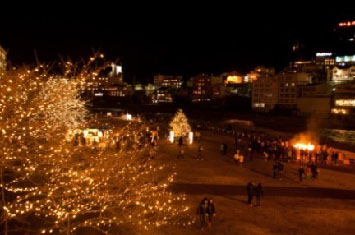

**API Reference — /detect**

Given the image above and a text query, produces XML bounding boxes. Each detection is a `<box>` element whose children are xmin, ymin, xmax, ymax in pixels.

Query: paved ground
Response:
<box><xmin>155</xmin><ymin>130</ymin><xmax>355</xmax><ymax>235</ymax></box>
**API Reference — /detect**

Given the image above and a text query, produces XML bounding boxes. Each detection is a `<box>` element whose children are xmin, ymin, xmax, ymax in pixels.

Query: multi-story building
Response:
<box><xmin>252</xmin><ymin>70</ymin><xmax>314</xmax><ymax>112</ymax></box>
<box><xmin>277</xmin><ymin>72</ymin><xmax>311</xmax><ymax>109</ymax></box>
<box><xmin>220</xmin><ymin>71</ymin><xmax>243</xmax><ymax>84</ymax></box>
<box><xmin>154</xmin><ymin>75</ymin><xmax>183</xmax><ymax>89</ymax></box>
<box><xmin>246</xmin><ymin>66</ymin><xmax>275</xmax><ymax>82</ymax></box>
<box><xmin>81</xmin><ymin>63</ymin><xmax>125</xmax><ymax>98</ymax></box>
<box><xmin>335</xmin><ymin>55</ymin><xmax>355</xmax><ymax>67</ymax></box>
<box><xmin>0</xmin><ymin>45</ymin><xmax>7</xmax><ymax>77</ymax></box>
<box><xmin>287</xmin><ymin>60</ymin><xmax>329</xmax><ymax>83</ymax></box>
<box><xmin>251</xmin><ymin>75</ymin><xmax>279</xmax><ymax>112</ymax></box>
<box><xmin>332</xmin><ymin>82</ymin><xmax>355</xmax><ymax>116</ymax></box>
<box><xmin>190</xmin><ymin>74</ymin><xmax>224</xmax><ymax>102</ymax></box>
<box><xmin>335</xmin><ymin>21</ymin><xmax>355</xmax><ymax>54</ymax></box>
<box><xmin>296</xmin><ymin>83</ymin><xmax>332</xmax><ymax>116</ymax></box>
<box><xmin>151</xmin><ymin>87</ymin><xmax>174</xmax><ymax>104</ymax></box>
<box><xmin>332</xmin><ymin>65</ymin><xmax>355</xmax><ymax>82</ymax></box>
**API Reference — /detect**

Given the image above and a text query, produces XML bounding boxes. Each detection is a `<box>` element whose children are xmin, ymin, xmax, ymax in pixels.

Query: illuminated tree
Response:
<box><xmin>169</xmin><ymin>109</ymin><xmax>191</xmax><ymax>137</ymax></box>
<box><xmin>0</xmin><ymin>56</ymin><xmax>193</xmax><ymax>234</ymax></box>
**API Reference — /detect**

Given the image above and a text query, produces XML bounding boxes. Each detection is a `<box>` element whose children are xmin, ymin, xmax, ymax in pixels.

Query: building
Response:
<box><xmin>335</xmin><ymin>54</ymin><xmax>355</xmax><ymax>67</ymax></box>
<box><xmin>314</xmin><ymin>53</ymin><xmax>335</xmax><ymax>68</ymax></box>
<box><xmin>190</xmin><ymin>74</ymin><xmax>224</xmax><ymax>102</ymax></box>
<box><xmin>335</xmin><ymin>21</ymin><xmax>355</xmax><ymax>52</ymax></box>
<box><xmin>151</xmin><ymin>87</ymin><xmax>174</xmax><ymax>104</ymax></box>
<box><xmin>332</xmin><ymin>82</ymin><xmax>355</xmax><ymax>116</ymax></box>
<box><xmin>332</xmin><ymin>66</ymin><xmax>355</xmax><ymax>82</ymax></box>
<box><xmin>246</xmin><ymin>66</ymin><xmax>275</xmax><ymax>82</ymax></box>
<box><xmin>296</xmin><ymin>83</ymin><xmax>332</xmax><ymax>116</ymax></box>
<box><xmin>220</xmin><ymin>71</ymin><xmax>243</xmax><ymax>84</ymax></box>
<box><xmin>108</xmin><ymin>63</ymin><xmax>123</xmax><ymax>84</ymax></box>
<box><xmin>81</xmin><ymin>63</ymin><xmax>125</xmax><ymax>97</ymax></box>
<box><xmin>154</xmin><ymin>75</ymin><xmax>183</xmax><ymax>89</ymax></box>
<box><xmin>251</xmin><ymin>75</ymin><xmax>279</xmax><ymax>112</ymax></box>
<box><xmin>277</xmin><ymin>72</ymin><xmax>311</xmax><ymax>109</ymax></box>
<box><xmin>287</xmin><ymin>60</ymin><xmax>329</xmax><ymax>83</ymax></box>
<box><xmin>0</xmin><ymin>45</ymin><xmax>7</xmax><ymax>77</ymax></box>
<box><xmin>145</xmin><ymin>83</ymin><xmax>156</xmax><ymax>96</ymax></box>
<box><xmin>252</xmin><ymin>70</ymin><xmax>314</xmax><ymax>112</ymax></box>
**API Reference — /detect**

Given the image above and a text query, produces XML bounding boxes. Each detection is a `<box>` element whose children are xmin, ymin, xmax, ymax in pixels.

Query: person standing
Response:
<box><xmin>278</xmin><ymin>162</ymin><xmax>284</xmax><ymax>180</ymax></box>
<box><xmin>255</xmin><ymin>183</ymin><xmax>263</xmax><ymax>207</ymax></box>
<box><xmin>223</xmin><ymin>143</ymin><xmax>228</xmax><ymax>155</ymax></box>
<box><xmin>220</xmin><ymin>143</ymin><xmax>224</xmax><ymax>155</ymax></box>
<box><xmin>247</xmin><ymin>182</ymin><xmax>255</xmax><ymax>206</ymax></box>
<box><xmin>207</xmin><ymin>199</ymin><xmax>216</xmax><ymax>228</ymax></box>
<box><xmin>195</xmin><ymin>131</ymin><xmax>201</xmax><ymax>143</ymax></box>
<box><xmin>306</xmin><ymin>162</ymin><xmax>311</xmax><ymax>179</ymax></box>
<box><xmin>234</xmin><ymin>150</ymin><xmax>240</xmax><ymax>164</ymax></box>
<box><xmin>177</xmin><ymin>148</ymin><xmax>184</xmax><ymax>159</ymax></box>
<box><xmin>310</xmin><ymin>163</ymin><xmax>318</xmax><ymax>179</ymax></box>
<box><xmin>178</xmin><ymin>136</ymin><xmax>183</xmax><ymax>147</ymax></box>
<box><xmin>298</xmin><ymin>166</ymin><xmax>305</xmax><ymax>182</ymax></box>
<box><xmin>197</xmin><ymin>198</ymin><xmax>208</xmax><ymax>229</ymax></box>
<box><xmin>197</xmin><ymin>144</ymin><xmax>204</xmax><ymax>160</ymax></box>
<box><xmin>273</xmin><ymin>163</ymin><xmax>278</xmax><ymax>179</ymax></box>
<box><xmin>239</xmin><ymin>153</ymin><xmax>244</xmax><ymax>167</ymax></box>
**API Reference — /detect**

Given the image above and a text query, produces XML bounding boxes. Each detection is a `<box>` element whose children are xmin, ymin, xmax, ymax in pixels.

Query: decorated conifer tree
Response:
<box><xmin>169</xmin><ymin>109</ymin><xmax>191</xmax><ymax>137</ymax></box>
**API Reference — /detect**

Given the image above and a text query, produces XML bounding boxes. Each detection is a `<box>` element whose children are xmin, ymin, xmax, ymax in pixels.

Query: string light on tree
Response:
<box><xmin>0</xmin><ymin>54</ymin><xmax>193</xmax><ymax>234</ymax></box>
<box><xmin>169</xmin><ymin>109</ymin><xmax>191</xmax><ymax>138</ymax></box>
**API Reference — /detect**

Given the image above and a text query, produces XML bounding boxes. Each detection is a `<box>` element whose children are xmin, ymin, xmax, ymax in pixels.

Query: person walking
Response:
<box><xmin>298</xmin><ymin>166</ymin><xmax>305</xmax><ymax>182</ymax></box>
<box><xmin>207</xmin><ymin>199</ymin><xmax>216</xmax><ymax>228</ymax></box>
<box><xmin>247</xmin><ymin>182</ymin><xmax>255</xmax><ymax>206</ymax></box>
<box><xmin>255</xmin><ymin>183</ymin><xmax>263</xmax><ymax>207</ymax></box>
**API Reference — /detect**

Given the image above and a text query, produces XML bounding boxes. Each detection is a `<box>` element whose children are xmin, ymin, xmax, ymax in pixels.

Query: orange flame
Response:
<box><xmin>293</xmin><ymin>143</ymin><xmax>315</xmax><ymax>151</ymax></box>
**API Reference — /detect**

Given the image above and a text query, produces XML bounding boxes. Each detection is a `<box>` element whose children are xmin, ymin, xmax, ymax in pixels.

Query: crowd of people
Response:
<box><xmin>195</xmin><ymin>123</ymin><xmax>346</xmax><ymax>167</ymax></box>
<box><xmin>69</xmin><ymin>121</ymin><xmax>162</xmax><ymax>161</ymax></box>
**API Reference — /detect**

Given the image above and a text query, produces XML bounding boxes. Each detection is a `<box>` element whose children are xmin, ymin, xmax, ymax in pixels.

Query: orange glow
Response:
<box><xmin>339</xmin><ymin>21</ymin><xmax>355</xmax><ymax>27</ymax></box>
<box><xmin>225</xmin><ymin>75</ymin><xmax>243</xmax><ymax>84</ymax></box>
<box><xmin>331</xmin><ymin>108</ymin><xmax>348</xmax><ymax>114</ymax></box>
<box><xmin>293</xmin><ymin>143</ymin><xmax>315</xmax><ymax>151</ymax></box>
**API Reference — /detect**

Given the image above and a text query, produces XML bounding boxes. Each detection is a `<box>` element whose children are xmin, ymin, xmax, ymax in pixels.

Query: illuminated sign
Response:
<box><xmin>335</xmin><ymin>55</ymin><xmax>355</xmax><ymax>63</ymax></box>
<box><xmin>339</xmin><ymin>21</ymin><xmax>355</xmax><ymax>27</ymax></box>
<box><xmin>316</xmin><ymin>53</ymin><xmax>332</xmax><ymax>57</ymax></box>
<box><xmin>335</xmin><ymin>99</ymin><xmax>355</xmax><ymax>107</ymax></box>
<box><xmin>94</xmin><ymin>93</ymin><xmax>104</xmax><ymax>96</ymax></box>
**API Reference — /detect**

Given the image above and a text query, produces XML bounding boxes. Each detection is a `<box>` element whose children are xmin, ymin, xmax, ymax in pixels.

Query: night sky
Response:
<box><xmin>0</xmin><ymin>7</ymin><xmax>353</xmax><ymax>83</ymax></box>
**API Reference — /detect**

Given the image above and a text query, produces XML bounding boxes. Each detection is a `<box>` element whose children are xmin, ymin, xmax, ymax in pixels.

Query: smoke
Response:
<box><xmin>291</xmin><ymin>113</ymin><xmax>325</xmax><ymax>145</ymax></box>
